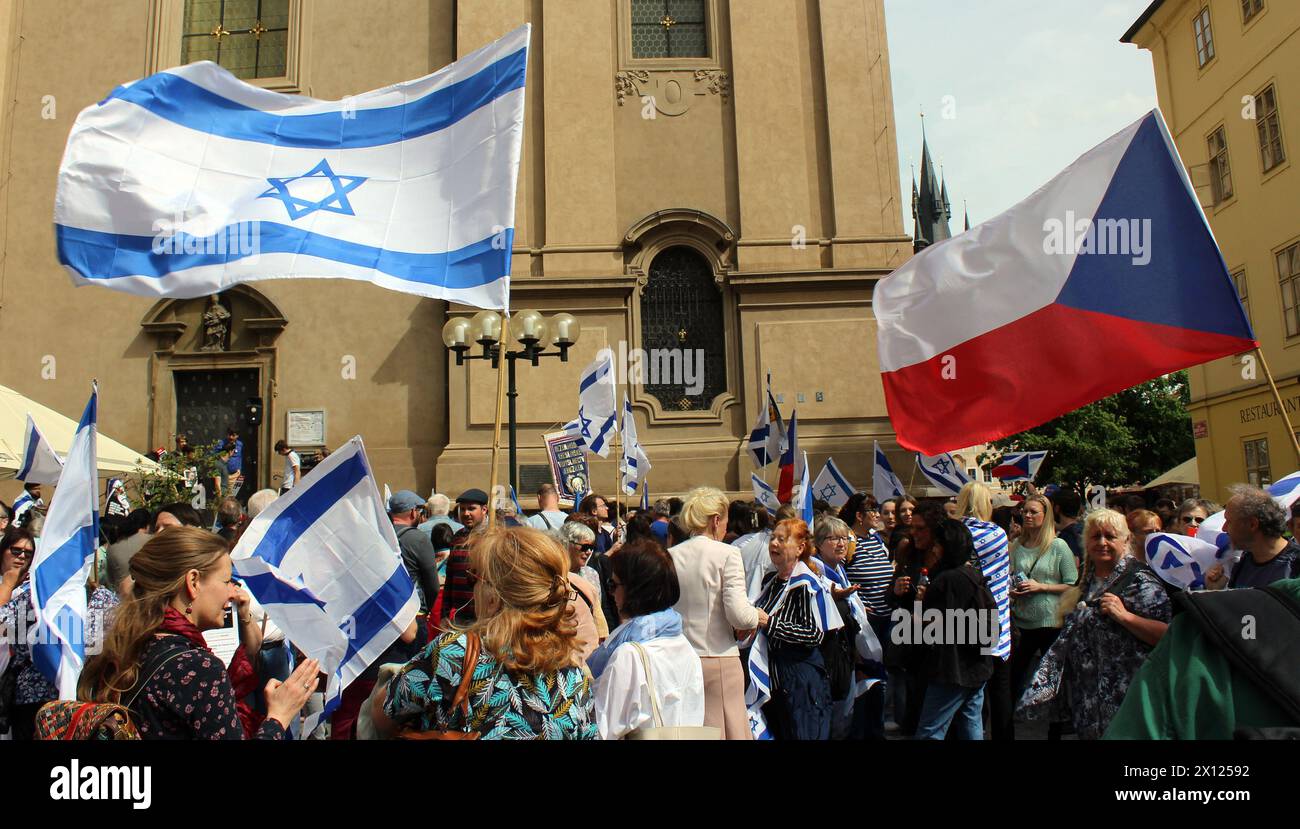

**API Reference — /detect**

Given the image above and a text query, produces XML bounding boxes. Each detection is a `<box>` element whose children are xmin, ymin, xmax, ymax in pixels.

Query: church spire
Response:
<box><xmin>914</xmin><ymin>115</ymin><xmax>951</xmax><ymax>252</ymax></box>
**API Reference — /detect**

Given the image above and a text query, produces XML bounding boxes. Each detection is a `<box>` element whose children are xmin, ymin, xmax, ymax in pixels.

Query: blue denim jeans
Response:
<box><xmin>914</xmin><ymin>681</ymin><xmax>986</xmax><ymax>740</ymax></box>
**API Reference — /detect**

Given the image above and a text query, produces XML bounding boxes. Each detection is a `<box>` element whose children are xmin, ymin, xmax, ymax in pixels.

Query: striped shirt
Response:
<box><xmin>756</xmin><ymin>577</ymin><xmax>823</xmax><ymax>648</ymax></box>
<box><xmin>844</xmin><ymin>531</ymin><xmax>893</xmax><ymax>618</ymax></box>
<box><xmin>963</xmin><ymin>517</ymin><xmax>1011</xmax><ymax>660</ymax></box>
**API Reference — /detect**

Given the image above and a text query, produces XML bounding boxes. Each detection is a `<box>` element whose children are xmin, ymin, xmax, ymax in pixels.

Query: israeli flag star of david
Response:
<box><xmin>54</xmin><ymin>25</ymin><xmax>530</xmax><ymax>312</ymax></box>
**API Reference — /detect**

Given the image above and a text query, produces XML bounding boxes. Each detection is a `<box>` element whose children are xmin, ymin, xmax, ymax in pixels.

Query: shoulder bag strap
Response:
<box><xmin>629</xmin><ymin>641</ymin><xmax>665</xmax><ymax>729</ymax></box>
<box><xmin>539</xmin><ymin>512</ymin><xmax>553</xmax><ymax>530</ymax></box>
<box><xmin>125</xmin><ymin>638</ymin><xmax>200</xmax><ymax>710</ymax></box>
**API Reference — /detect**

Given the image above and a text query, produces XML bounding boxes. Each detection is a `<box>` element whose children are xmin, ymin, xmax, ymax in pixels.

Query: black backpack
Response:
<box><xmin>1175</xmin><ymin>584</ymin><xmax>1300</xmax><ymax>735</ymax></box>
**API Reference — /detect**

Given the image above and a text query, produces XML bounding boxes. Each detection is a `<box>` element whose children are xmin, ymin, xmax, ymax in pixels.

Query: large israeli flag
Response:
<box><xmin>916</xmin><ymin>452</ymin><xmax>970</xmax><ymax>496</ymax></box>
<box><xmin>29</xmin><ymin>385</ymin><xmax>99</xmax><ymax>699</ymax></box>
<box><xmin>231</xmin><ymin>436</ymin><xmax>419</xmax><ymax>735</ymax></box>
<box><xmin>811</xmin><ymin>457</ymin><xmax>854</xmax><ymax>508</ymax></box>
<box><xmin>577</xmin><ymin>349</ymin><xmax>618</xmax><ymax>458</ymax></box>
<box><xmin>17</xmin><ymin>414</ymin><xmax>64</xmax><ymax>485</ymax></box>
<box><xmin>620</xmin><ymin>395</ymin><xmax>651</xmax><ymax>496</ymax></box>
<box><xmin>872</xmin><ymin>441</ymin><xmax>905</xmax><ymax>503</ymax></box>
<box><xmin>55</xmin><ymin>26</ymin><xmax>530</xmax><ymax>311</ymax></box>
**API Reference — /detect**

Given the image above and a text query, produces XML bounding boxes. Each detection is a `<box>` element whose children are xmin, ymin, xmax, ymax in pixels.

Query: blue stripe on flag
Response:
<box><xmin>240</xmin><ymin>572</ymin><xmax>327</xmax><ymax>608</ymax></box>
<box><xmin>579</xmin><ymin>360</ymin><xmax>611</xmax><ymax>394</ymax></box>
<box><xmin>16</xmin><ymin>428</ymin><xmax>39</xmax><ymax>480</ymax></box>
<box><xmin>105</xmin><ymin>48</ymin><xmax>528</xmax><ymax>150</ymax></box>
<box><xmin>32</xmin><ymin>525</ymin><xmax>96</xmax><ymax>613</ymax></box>
<box><xmin>341</xmin><ymin>562</ymin><xmax>416</xmax><ymax>666</ymax></box>
<box><xmin>827</xmin><ymin>460</ymin><xmax>852</xmax><ymax>493</ymax></box>
<box><xmin>249</xmin><ymin>452</ymin><xmax>370</xmax><ymax>568</ymax></box>
<box><xmin>56</xmin><ymin>223</ymin><xmax>512</xmax><ymax>290</ymax></box>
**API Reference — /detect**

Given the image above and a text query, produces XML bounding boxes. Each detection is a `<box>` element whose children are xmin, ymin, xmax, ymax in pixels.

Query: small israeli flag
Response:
<box><xmin>751</xmin><ymin>473</ymin><xmax>780</xmax><ymax>512</ymax></box>
<box><xmin>16</xmin><ymin>414</ymin><xmax>64</xmax><ymax>485</ymax></box>
<box><xmin>872</xmin><ymin>441</ymin><xmax>905</xmax><ymax>502</ymax></box>
<box><xmin>29</xmin><ymin>384</ymin><xmax>99</xmax><ymax>699</ymax></box>
<box><xmin>1267</xmin><ymin>470</ymin><xmax>1300</xmax><ymax>511</ymax></box>
<box><xmin>1145</xmin><ymin>531</ymin><xmax>1239</xmax><ymax>590</ymax></box>
<box><xmin>811</xmin><ymin>457</ymin><xmax>854</xmax><ymax>508</ymax></box>
<box><xmin>578</xmin><ymin>349</ymin><xmax>618</xmax><ymax>458</ymax></box>
<box><xmin>916</xmin><ymin>452</ymin><xmax>971</xmax><ymax>496</ymax></box>
<box><xmin>620</xmin><ymin>395</ymin><xmax>651</xmax><ymax>496</ymax></box>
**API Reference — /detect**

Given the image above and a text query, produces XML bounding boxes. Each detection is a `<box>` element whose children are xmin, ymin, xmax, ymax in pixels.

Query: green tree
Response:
<box><xmin>128</xmin><ymin>444</ymin><xmax>222</xmax><ymax>512</ymax></box>
<box><xmin>989</xmin><ymin>371</ymin><xmax>1194</xmax><ymax>495</ymax></box>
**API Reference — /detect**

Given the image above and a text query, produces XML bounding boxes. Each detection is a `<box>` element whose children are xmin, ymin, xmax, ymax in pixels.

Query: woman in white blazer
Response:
<box><xmin>668</xmin><ymin>487</ymin><xmax>768</xmax><ymax>739</ymax></box>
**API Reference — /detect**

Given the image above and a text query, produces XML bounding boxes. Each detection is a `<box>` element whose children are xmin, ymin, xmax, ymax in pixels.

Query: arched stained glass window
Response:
<box><xmin>639</xmin><ymin>246</ymin><xmax>727</xmax><ymax>411</ymax></box>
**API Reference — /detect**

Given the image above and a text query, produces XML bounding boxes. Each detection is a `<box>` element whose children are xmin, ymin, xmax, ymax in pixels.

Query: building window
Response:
<box><xmin>1207</xmin><ymin>126</ymin><xmax>1234</xmax><ymax>203</ymax></box>
<box><xmin>1256</xmin><ymin>84</ymin><xmax>1286</xmax><ymax>172</ymax></box>
<box><xmin>639</xmin><ymin>246</ymin><xmax>727</xmax><ymax>411</ymax></box>
<box><xmin>1279</xmin><ymin>242</ymin><xmax>1300</xmax><ymax>336</ymax></box>
<box><xmin>1244</xmin><ymin>437</ymin><xmax>1270</xmax><ymax>487</ymax></box>
<box><xmin>181</xmin><ymin>0</ymin><xmax>290</xmax><ymax>80</ymax></box>
<box><xmin>1241</xmin><ymin>0</ymin><xmax>1264</xmax><ymax>23</ymax></box>
<box><xmin>1232</xmin><ymin>268</ymin><xmax>1251</xmax><ymax>327</ymax></box>
<box><xmin>1193</xmin><ymin>7</ymin><xmax>1215</xmax><ymax>67</ymax></box>
<box><xmin>631</xmin><ymin>0</ymin><xmax>708</xmax><ymax>59</ymax></box>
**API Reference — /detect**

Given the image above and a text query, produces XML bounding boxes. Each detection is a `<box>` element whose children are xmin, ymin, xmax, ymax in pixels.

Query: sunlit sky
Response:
<box><xmin>885</xmin><ymin>0</ymin><xmax>1159</xmax><ymax>235</ymax></box>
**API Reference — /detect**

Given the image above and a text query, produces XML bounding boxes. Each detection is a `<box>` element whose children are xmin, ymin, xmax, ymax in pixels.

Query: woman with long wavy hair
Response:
<box><xmin>78</xmin><ymin>527</ymin><xmax>320</xmax><ymax>739</ymax></box>
<box><xmin>373</xmin><ymin>525</ymin><xmax>598</xmax><ymax>739</ymax></box>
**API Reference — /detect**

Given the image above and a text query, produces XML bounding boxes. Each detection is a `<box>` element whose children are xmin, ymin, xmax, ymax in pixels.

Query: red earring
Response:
<box><xmin>184</xmin><ymin>602</ymin><xmax>193</xmax><ymax>616</ymax></box>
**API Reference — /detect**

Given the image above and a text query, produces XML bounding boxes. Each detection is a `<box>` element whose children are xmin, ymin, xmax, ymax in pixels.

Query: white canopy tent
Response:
<box><xmin>0</xmin><ymin>383</ymin><xmax>159</xmax><ymax>479</ymax></box>
<box><xmin>1143</xmin><ymin>457</ymin><xmax>1199</xmax><ymax>489</ymax></box>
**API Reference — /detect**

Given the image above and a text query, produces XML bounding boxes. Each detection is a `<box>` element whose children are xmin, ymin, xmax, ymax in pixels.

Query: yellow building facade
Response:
<box><xmin>1125</xmin><ymin>0</ymin><xmax>1300</xmax><ymax>502</ymax></box>
<box><xmin>0</xmin><ymin>0</ymin><xmax>913</xmax><ymax>507</ymax></box>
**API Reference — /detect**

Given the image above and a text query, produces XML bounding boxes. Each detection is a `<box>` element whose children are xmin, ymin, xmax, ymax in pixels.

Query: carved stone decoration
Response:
<box><xmin>200</xmin><ymin>294</ymin><xmax>232</xmax><ymax>352</ymax></box>
<box><xmin>615</xmin><ymin>70</ymin><xmax>650</xmax><ymax>106</ymax></box>
<box><xmin>615</xmin><ymin>68</ymin><xmax>730</xmax><ymax>115</ymax></box>
<box><xmin>693</xmin><ymin>69</ymin><xmax>730</xmax><ymax>103</ymax></box>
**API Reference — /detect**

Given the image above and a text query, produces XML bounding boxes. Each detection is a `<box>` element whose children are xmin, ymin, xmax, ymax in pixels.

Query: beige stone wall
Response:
<box><xmin>0</xmin><ymin>0</ymin><xmax>910</xmax><ymax>508</ymax></box>
<box><xmin>1128</xmin><ymin>0</ymin><xmax>1300</xmax><ymax>499</ymax></box>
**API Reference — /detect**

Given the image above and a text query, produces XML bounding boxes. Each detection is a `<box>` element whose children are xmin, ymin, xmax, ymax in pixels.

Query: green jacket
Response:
<box><xmin>1104</xmin><ymin>578</ymin><xmax>1300</xmax><ymax>739</ymax></box>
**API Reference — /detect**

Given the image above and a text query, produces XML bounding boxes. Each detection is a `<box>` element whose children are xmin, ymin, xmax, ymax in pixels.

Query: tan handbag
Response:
<box><xmin>397</xmin><ymin>632</ymin><xmax>483</xmax><ymax>740</ymax></box>
<box><xmin>623</xmin><ymin>642</ymin><xmax>721</xmax><ymax>741</ymax></box>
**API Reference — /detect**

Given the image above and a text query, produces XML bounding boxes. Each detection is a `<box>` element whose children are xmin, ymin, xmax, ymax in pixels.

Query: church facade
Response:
<box><xmin>0</xmin><ymin>0</ymin><xmax>914</xmax><ymax>505</ymax></box>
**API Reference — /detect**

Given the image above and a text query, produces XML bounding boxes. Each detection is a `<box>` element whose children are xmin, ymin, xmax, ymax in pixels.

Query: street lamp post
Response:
<box><xmin>442</xmin><ymin>309</ymin><xmax>580</xmax><ymax>493</ymax></box>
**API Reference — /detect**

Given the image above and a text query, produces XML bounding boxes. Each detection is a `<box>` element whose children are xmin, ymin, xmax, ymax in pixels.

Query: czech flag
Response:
<box><xmin>776</xmin><ymin>411</ymin><xmax>799</xmax><ymax>503</ymax></box>
<box><xmin>875</xmin><ymin>110</ymin><xmax>1256</xmax><ymax>454</ymax></box>
<box><xmin>990</xmin><ymin>451</ymin><xmax>1048</xmax><ymax>482</ymax></box>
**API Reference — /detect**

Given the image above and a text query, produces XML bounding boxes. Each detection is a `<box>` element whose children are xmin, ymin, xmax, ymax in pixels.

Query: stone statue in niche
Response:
<box><xmin>200</xmin><ymin>295</ymin><xmax>231</xmax><ymax>352</ymax></box>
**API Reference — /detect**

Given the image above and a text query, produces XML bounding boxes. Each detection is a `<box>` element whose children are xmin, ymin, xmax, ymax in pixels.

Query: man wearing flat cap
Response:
<box><xmin>436</xmin><ymin>488</ymin><xmax>488</xmax><ymax>631</ymax></box>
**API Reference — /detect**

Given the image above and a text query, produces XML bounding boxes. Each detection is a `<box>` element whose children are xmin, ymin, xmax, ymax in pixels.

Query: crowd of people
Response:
<box><xmin>1</xmin><ymin>470</ymin><xmax>1298</xmax><ymax>741</ymax></box>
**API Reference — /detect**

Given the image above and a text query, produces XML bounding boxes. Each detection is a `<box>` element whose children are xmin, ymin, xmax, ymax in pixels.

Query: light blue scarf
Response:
<box><xmin>587</xmin><ymin>607</ymin><xmax>683</xmax><ymax>679</ymax></box>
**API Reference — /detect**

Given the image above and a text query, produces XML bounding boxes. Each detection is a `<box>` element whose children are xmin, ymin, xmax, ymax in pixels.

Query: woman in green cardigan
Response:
<box><xmin>1008</xmin><ymin>495</ymin><xmax>1077</xmax><ymax>708</ymax></box>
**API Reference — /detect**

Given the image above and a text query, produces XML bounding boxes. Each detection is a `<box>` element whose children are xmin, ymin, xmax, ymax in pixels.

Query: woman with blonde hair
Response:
<box><xmin>1008</xmin><ymin>494</ymin><xmax>1077</xmax><ymax>716</ymax></box>
<box><xmin>1126</xmin><ymin>510</ymin><xmax>1162</xmax><ymax>562</ymax></box>
<box><xmin>78</xmin><ymin>527</ymin><xmax>320</xmax><ymax>739</ymax></box>
<box><xmin>1018</xmin><ymin>509</ymin><xmax>1170</xmax><ymax>739</ymax></box>
<box><xmin>668</xmin><ymin>487</ymin><xmax>768</xmax><ymax>739</ymax></box>
<box><xmin>374</xmin><ymin>525</ymin><xmax>598</xmax><ymax>739</ymax></box>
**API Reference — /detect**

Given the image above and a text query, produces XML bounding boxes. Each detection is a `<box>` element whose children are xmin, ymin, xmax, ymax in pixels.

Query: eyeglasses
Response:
<box><xmin>578</xmin><ymin>544</ymin><xmax>595</xmax><ymax>553</ymax></box>
<box><xmin>1180</xmin><ymin>515</ymin><xmax>1206</xmax><ymax>525</ymax></box>
<box><xmin>8</xmin><ymin>546</ymin><xmax>35</xmax><ymax>558</ymax></box>
<box><xmin>829</xmin><ymin>536</ymin><xmax>851</xmax><ymax>544</ymax></box>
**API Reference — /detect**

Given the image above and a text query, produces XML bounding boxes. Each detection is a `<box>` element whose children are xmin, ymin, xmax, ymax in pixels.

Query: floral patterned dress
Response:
<box><xmin>384</xmin><ymin>632</ymin><xmax>597</xmax><ymax>740</ymax></box>
<box><xmin>1017</xmin><ymin>555</ymin><xmax>1172</xmax><ymax>739</ymax></box>
<box><xmin>0</xmin><ymin>584</ymin><xmax>118</xmax><ymax>706</ymax></box>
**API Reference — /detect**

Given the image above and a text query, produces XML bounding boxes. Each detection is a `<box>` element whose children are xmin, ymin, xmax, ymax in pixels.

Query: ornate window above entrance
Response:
<box><xmin>639</xmin><ymin>246</ymin><xmax>727</xmax><ymax>412</ymax></box>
